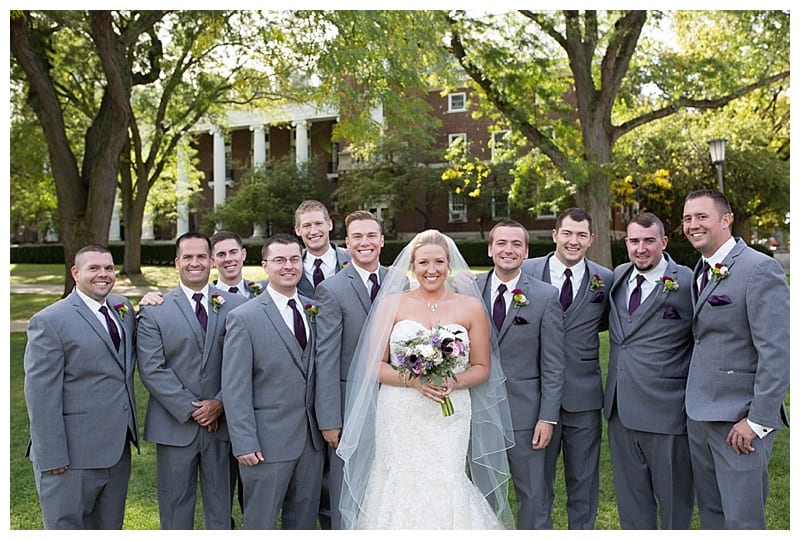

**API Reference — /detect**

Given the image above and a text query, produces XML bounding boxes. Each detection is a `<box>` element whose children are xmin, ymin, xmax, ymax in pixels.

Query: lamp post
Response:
<box><xmin>708</xmin><ymin>138</ymin><xmax>727</xmax><ymax>193</ymax></box>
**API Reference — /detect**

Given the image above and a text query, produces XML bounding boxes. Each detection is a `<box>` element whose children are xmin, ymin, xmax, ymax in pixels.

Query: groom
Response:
<box><xmin>475</xmin><ymin>219</ymin><xmax>565</xmax><ymax>529</ymax></box>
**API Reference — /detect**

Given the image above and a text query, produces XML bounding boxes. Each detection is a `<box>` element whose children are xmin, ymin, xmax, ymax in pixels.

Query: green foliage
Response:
<box><xmin>203</xmin><ymin>155</ymin><xmax>328</xmax><ymax>236</ymax></box>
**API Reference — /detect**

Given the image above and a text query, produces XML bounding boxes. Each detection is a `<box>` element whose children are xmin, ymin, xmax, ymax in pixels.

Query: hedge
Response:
<box><xmin>10</xmin><ymin>239</ymin><xmax>771</xmax><ymax>269</ymax></box>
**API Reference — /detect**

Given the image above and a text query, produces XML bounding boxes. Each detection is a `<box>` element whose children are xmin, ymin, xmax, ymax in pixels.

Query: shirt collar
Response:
<box><xmin>705</xmin><ymin>237</ymin><xmax>737</xmax><ymax>267</ymax></box>
<box><xmin>628</xmin><ymin>256</ymin><xmax>668</xmax><ymax>286</ymax></box>
<box><xmin>491</xmin><ymin>271</ymin><xmax>520</xmax><ymax>293</ymax></box>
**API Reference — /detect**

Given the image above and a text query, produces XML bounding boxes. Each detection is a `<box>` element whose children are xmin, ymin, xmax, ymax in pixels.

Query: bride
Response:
<box><xmin>337</xmin><ymin>230</ymin><xmax>514</xmax><ymax>529</ymax></box>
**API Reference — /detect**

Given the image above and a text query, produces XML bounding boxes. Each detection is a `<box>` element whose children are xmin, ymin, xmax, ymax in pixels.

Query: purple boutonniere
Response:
<box><xmin>210</xmin><ymin>294</ymin><xmax>225</xmax><ymax>312</ymax></box>
<box><xmin>710</xmin><ymin>263</ymin><xmax>730</xmax><ymax>281</ymax></box>
<box><xmin>113</xmin><ymin>303</ymin><xmax>129</xmax><ymax>319</ymax></box>
<box><xmin>590</xmin><ymin>273</ymin><xmax>604</xmax><ymax>291</ymax></box>
<box><xmin>304</xmin><ymin>303</ymin><xmax>318</xmax><ymax>323</ymax></box>
<box><xmin>661</xmin><ymin>275</ymin><xmax>679</xmax><ymax>293</ymax></box>
<box><xmin>510</xmin><ymin>288</ymin><xmax>529</xmax><ymax>308</ymax></box>
<box><xmin>247</xmin><ymin>282</ymin><xmax>263</xmax><ymax>296</ymax></box>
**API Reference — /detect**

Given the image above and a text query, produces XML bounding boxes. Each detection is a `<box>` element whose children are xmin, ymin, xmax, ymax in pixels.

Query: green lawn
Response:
<box><xmin>9</xmin><ymin>264</ymin><xmax>790</xmax><ymax>529</ymax></box>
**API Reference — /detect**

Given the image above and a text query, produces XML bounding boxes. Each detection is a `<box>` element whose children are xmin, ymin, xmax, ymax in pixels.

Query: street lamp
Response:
<box><xmin>708</xmin><ymin>138</ymin><xmax>727</xmax><ymax>193</ymax></box>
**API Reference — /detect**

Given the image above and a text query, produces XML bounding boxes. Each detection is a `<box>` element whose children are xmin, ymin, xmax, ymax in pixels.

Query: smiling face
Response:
<box><xmin>262</xmin><ymin>241</ymin><xmax>303</xmax><ymax>296</ymax></box>
<box><xmin>294</xmin><ymin>210</ymin><xmax>333</xmax><ymax>256</ymax></box>
<box><xmin>212</xmin><ymin>238</ymin><xmax>247</xmax><ymax>286</ymax></box>
<box><xmin>488</xmin><ymin>225</ymin><xmax>528</xmax><ymax>280</ymax></box>
<box><xmin>175</xmin><ymin>237</ymin><xmax>212</xmax><ymax>291</ymax></box>
<box><xmin>345</xmin><ymin>218</ymin><xmax>383</xmax><ymax>272</ymax></box>
<box><xmin>412</xmin><ymin>243</ymin><xmax>449</xmax><ymax>294</ymax></box>
<box><xmin>72</xmin><ymin>250</ymin><xmax>116</xmax><ymax>303</ymax></box>
<box><xmin>682</xmin><ymin>195</ymin><xmax>732</xmax><ymax>258</ymax></box>
<box><xmin>625</xmin><ymin>222</ymin><xmax>667</xmax><ymax>272</ymax></box>
<box><xmin>552</xmin><ymin>216</ymin><xmax>594</xmax><ymax>267</ymax></box>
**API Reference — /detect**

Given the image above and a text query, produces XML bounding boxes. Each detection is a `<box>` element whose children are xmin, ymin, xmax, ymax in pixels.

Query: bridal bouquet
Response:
<box><xmin>390</xmin><ymin>325</ymin><xmax>470</xmax><ymax>416</ymax></box>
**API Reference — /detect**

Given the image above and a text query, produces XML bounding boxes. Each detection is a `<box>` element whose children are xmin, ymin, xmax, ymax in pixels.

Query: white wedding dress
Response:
<box><xmin>355</xmin><ymin>320</ymin><xmax>502</xmax><ymax>529</ymax></box>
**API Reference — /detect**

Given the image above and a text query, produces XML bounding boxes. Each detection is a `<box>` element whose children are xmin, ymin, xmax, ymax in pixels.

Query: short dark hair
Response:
<box><xmin>684</xmin><ymin>189</ymin><xmax>732</xmax><ymax>214</ymax></box>
<box><xmin>261</xmin><ymin>233</ymin><xmax>303</xmax><ymax>261</ymax></box>
<box><xmin>488</xmin><ymin>219</ymin><xmax>529</xmax><ymax>244</ymax></box>
<box><xmin>176</xmin><ymin>232</ymin><xmax>211</xmax><ymax>256</ymax></box>
<box><xmin>74</xmin><ymin>244</ymin><xmax>112</xmax><ymax>266</ymax></box>
<box><xmin>210</xmin><ymin>230</ymin><xmax>243</xmax><ymax>250</ymax></box>
<box><xmin>627</xmin><ymin>212</ymin><xmax>665</xmax><ymax>237</ymax></box>
<box><xmin>555</xmin><ymin>207</ymin><xmax>592</xmax><ymax>232</ymax></box>
<box><xmin>345</xmin><ymin>210</ymin><xmax>382</xmax><ymax>234</ymax></box>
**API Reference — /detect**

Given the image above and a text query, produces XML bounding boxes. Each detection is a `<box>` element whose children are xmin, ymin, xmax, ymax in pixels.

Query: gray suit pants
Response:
<box><xmin>687</xmin><ymin>419</ymin><xmax>774</xmax><ymax>529</ymax></box>
<box><xmin>35</xmin><ymin>444</ymin><xmax>131</xmax><ymax>529</ymax></box>
<box><xmin>608</xmin><ymin>413</ymin><xmax>694</xmax><ymax>529</ymax></box>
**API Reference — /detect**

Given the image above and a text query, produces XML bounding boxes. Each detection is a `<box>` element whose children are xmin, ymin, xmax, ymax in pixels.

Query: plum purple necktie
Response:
<box><xmin>560</xmin><ymin>268</ymin><xmax>573</xmax><ymax>311</ymax></box>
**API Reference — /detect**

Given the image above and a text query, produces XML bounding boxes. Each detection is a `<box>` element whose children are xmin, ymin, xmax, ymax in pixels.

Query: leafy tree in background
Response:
<box><xmin>443</xmin><ymin>10</ymin><xmax>789</xmax><ymax>267</ymax></box>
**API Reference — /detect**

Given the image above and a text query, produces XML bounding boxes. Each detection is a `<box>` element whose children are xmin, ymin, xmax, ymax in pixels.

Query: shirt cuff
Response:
<box><xmin>747</xmin><ymin>418</ymin><xmax>774</xmax><ymax>438</ymax></box>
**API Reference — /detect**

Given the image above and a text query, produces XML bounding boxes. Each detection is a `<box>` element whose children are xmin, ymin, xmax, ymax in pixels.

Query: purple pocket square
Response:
<box><xmin>513</xmin><ymin>316</ymin><xmax>529</xmax><ymax>325</ymax></box>
<box><xmin>590</xmin><ymin>290</ymin><xmax>605</xmax><ymax>303</ymax></box>
<box><xmin>662</xmin><ymin>306</ymin><xmax>681</xmax><ymax>319</ymax></box>
<box><xmin>707</xmin><ymin>294</ymin><xmax>732</xmax><ymax>306</ymax></box>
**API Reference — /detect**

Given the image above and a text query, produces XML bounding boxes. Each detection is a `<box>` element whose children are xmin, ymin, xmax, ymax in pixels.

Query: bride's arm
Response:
<box><xmin>451</xmin><ymin>296</ymin><xmax>491</xmax><ymax>391</ymax></box>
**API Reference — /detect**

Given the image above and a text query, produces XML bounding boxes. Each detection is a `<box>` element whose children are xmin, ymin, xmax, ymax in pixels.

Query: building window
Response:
<box><xmin>491</xmin><ymin>190</ymin><xmax>510</xmax><ymax>220</ymax></box>
<box><xmin>491</xmin><ymin>130</ymin><xmax>510</xmax><ymax>162</ymax></box>
<box><xmin>448</xmin><ymin>133</ymin><xmax>467</xmax><ymax>151</ymax></box>
<box><xmin>449</xmin><ymin>192</ymin><xmax>468</xmax><ymax>223</ymax></box>
<box><xmin>448</xmin><ymin>92</ymin><xmax>466</xmax><ymax>112</ymax></box>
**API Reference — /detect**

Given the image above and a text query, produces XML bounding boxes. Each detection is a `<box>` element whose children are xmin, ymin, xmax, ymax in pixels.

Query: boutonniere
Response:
<box><xmin>510</xmin><ymin>288</ymin><xmax>529</xmax><ymax>308</ymax></box>
<box><xmin>304</xmin><ymin>303</ymin><xmax>318</xmax><ymax>323</ymax></box>
<box><xmin>342</xmin><ymin>260</ymin><xmax>350</xmax><ymax>268</ymax></box>
<box><xmin>247</xmin><ymin>282</ymin><xmax>263</xmax><ymax>296</ymax></box>
<box><xmin>590</xmin><ymin>273</ymin><xmax>604</xmax><ymax>291</ymax></box>
<box><xmin>210</xmin><ymin>294</ymin><xmax>225</xmax><ymax>312</ymax></box>
<box><xmin>710</xmin><ymin>263</ymin><xmax>730</xmax><ymax>281</ymax></box>
<box><xmin>113</xmin><ymin>303</ymin><xmax>129</xmax><ymax>319</ymax></box>
<box><xmin>661</xmin><ymin>275</ymin><xmax>679</xmax><ymax>293</ymax></box>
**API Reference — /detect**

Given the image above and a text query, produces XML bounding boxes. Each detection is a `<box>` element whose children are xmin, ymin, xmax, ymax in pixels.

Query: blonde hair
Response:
<box><xmin>294</xmin><ymin>200</ymin><xmax>331</xmax><ymax>226</ymax></box>
<box><xmin>410</xmin><ymin>229</ymin><xmax>450</xmax><ymax>264</ymax></box>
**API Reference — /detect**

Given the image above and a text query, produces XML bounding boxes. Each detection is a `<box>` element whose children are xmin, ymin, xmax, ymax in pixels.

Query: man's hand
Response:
<box><xmin>322</xmin><ymin>428</ymin><xmax>341</xmax><ymax>449</ymax></box>
<box><xmin>532</xmin><ymin>420</ymin><xmax>554</xmax><ymax>450</ymax></box>
<box><xmin>726</xmin><ymin>418</ymin><xmax>756</xmax><ymax>455</ymax></box>
<box><xmin>138</xmin><ymin>291</ymin><xmax>165</xmax><ymax>307</ymax></box>
<box><xmin>191</xmin><ymin>399</ymin><xmax>223</xmax><ymax>427</ymax></box>
<box><xmin>237</xmin><ymin>451</ymin><xmax>264</xmax><ymax>466</ymax></box>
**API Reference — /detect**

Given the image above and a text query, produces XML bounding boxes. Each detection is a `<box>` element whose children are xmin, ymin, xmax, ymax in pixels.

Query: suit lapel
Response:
<box><xmin>609</xmin><ymin>264</ymin><xmax>630</xmax><ymax>337</ymax></box>
<box><xmin>260</xmin><ymin>294</ymin><xmax>307</xmax><ymax>375</ymax></box>
<box><xmin>171</xmin><ymin>289</ymin><xmax>206</xmax><ymax>352</ymax></box>
<box><xmin>71</xmin><ymin>293</ymin><xmax>124</xmax><ymax>368</ymax></box>
<box><xmin>693</xmin><ymin>239</ymin><xmax>743</xmax><ymax>319</ymax></box>
<box><xmin>346</xmin><ymin>265</ymin><xmax>372</xmax><ymax>314</ymax></box>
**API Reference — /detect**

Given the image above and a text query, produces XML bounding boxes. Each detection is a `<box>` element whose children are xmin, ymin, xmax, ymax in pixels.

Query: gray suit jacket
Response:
<box><xmin>222</xmin><ymin>291</ymin><xmax>324</xmax><ymax>462</ymax></box>
<box><xmin>296</xmin><ymin>242</ymin><xmax>351</xmax><ymax>299</ymax></box>
<box><xmin>604</xmin><ymin>254</ymin><xmax>694</xmax><ymax>434</ymax></box>
<box><xmin>24</xmin><ymin>291</ymin><xmax>139</xmax><ymax>471</ymax></box>
<box><xmin>476</xmin><ymin>271</ymin><xmax>565</xmax><ymax>430</ymax></box>
<box><xmin>686</xmin><ymin>238</ymin><xmax>789</xmax><ymax>430</ymax></box>
<box><xmin>136</xmin><ymin>288</ymin><xmax>246</xmax><ymax>446</ymax></box>
<box><xmin>212</xmin><ymin>278</ymin><xmax>268</xmax><ymax>300</ymax></box>
<box><xmin>522</xmin><ymin>253</ymin><xmax>613</xmax><ymax>412</ymax></box>
<box><xmin>314</xmin><ymin>263</ymin><xmax>387</xmax><ymax>431</ymax></box>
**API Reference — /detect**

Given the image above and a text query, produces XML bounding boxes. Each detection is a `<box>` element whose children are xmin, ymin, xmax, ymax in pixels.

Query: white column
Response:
<box><xmin>293</xmin><ymin>120</ymin><xmax>309</xmax><ymax>165</ymax></box>
<box><xmin>141</xmin><ymin>206</ymin><xmax>155</xmax><ymax>241</ymax></box>
<box><xmin>250</xmin><ymin>124</ymin><xmax>267</xmax><ymax>240</ymax></box>
<box><xmin>176</xmin><ymin>144</ymin><xmax>189</xmax><ymax>237</ymax></box>
<box><xmin>251</xmin><ymin>124</ymin><xmax>266</xmax><ymax>167</ymax></box>
<box><xmin>108</xmin><ymin>189</ymin><xmax>121</xmax><ymax>241</ymax></box>
<box><xmin>212</xmin><ymin>127</ymin><xmax>227</xmax><ymax>208</ymax></box>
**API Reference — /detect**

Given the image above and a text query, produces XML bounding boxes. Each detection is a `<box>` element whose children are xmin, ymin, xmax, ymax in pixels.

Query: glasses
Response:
<box><xmin>265</xmin><ymin>256</ymin><xmax>302</xmax><ymax>265</ymax></box>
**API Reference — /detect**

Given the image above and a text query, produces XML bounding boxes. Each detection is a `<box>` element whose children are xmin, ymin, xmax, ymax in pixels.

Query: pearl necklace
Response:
<box><xmin>419</xmin><ymin>290</ymin><xmax>448</xmax><ymax>312</ymax></box>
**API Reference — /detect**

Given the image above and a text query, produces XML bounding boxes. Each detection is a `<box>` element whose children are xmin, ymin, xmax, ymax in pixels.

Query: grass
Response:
<box><xmin>9</xmin><ymin>264</ymin><xmax>791</xmax><ymax>529</ymax></box>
